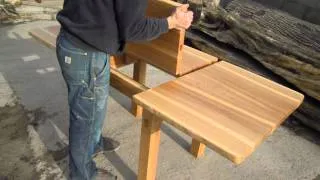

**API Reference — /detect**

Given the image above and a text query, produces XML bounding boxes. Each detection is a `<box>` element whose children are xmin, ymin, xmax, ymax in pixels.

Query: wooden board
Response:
<box><xmin>110</xmin><ymin>68</ymin><xmax>148</xmax><ymax>98</ymax></box>
<box><xmin>134</xmin><ymin>61</ymin><xmax>304</xmax><ymax>164</ymax></box>
<box><xmin>125</xmin><ymin>0</ymin><xmax>185</xmax><ymax>75</ymax></box>
<box><xmin>138</xmin><ymin>110</ymin><xmax>162</xmax><ymax>180</ymax></box>
<box><xmin>132</xmin><ymin>61</ymin><xmax>148</xmax><ymax>117</ymax></box>
<box><xmin>178</xmin><ymin>45</ymin><xmax>218</xmax><ymax>76</ymax></box>
<box><xmin>126</xmin><ymin>38</ymin><xmax>217</xmax><ymax>76</ymax></box>
<box><xmin>190</xmin><ymin>139</ymin><xmax>206</xmax><ymax>158</ymax></box>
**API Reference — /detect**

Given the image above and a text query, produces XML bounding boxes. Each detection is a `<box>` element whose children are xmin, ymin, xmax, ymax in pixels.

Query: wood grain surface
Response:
<box><xmin>179</xmin><ymin>45</ymin><xmax>218</xmax><ymax>76</ymax></box>
<box><xmin>132</xmin><ymin>61</ymin><xmax>148</xmax><ymax>117</ymax></box>
<box><xmin>134</xmin><ymin>61</ymin><xmax>304</xmax><ymax>164</ymax></box>
<box><xmin>138</xmin><ymin>111</ymin><xmax>162</xmax><ymax>180</ymax></box>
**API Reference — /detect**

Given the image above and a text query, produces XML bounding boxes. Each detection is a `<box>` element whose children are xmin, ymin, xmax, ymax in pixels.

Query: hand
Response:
<box><xmin>167</xmin><ymin>4</ymin><xmax>194</xmax><ymax>30</ymax></box>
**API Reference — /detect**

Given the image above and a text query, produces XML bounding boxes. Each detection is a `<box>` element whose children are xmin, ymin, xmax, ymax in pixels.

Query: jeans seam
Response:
<box><xmin>88</xmin><ymin>53</ymin><xmax>97</xmax><ymax>179</ymax></box>
<box><xmin>57</xmin><ymin>41</ymin><xmax>88</xmax><ymax>56</ymax></box>
<box><xmin>95</xmin><ymin>56</ymin><xmax>109</xmax><ymax>80</ymax></box>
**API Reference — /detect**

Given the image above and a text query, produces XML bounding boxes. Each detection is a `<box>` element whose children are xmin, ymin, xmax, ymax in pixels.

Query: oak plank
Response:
<box><xmin>134</xmin><ymin>91</ymin><xmax>253</xmax><ymax>164</ymax></box>
<box><xmin>153</xmin><ymin>83</ymin><xmax>271</xmax><ymax>148</ymax></box>
<box><xmin>178</xmin><ymin>45</ymin><xmax>218</xmax><ymax>76</ymax></box>
<box><xmin>190</xmin><ymin>139</ymin><xmax>206</xmax><ymax>158</ymax></box>
<box><xmin>217</xmin><ymin>61</ymin><xmax>304</xmax><ymax>102</ymax></box>
<box><xmin>138</xmin><ymin>110</ymin><xmax>162</xmax><ymax>180</ymax></box>
<box><xmin>132</xmin><ymin>61</ymin><xmax>147</xmax><ymax>117</ymax></box>
<box><xmin>177</xmin><ymin>64</ymin><xmax>303</xmax><ymax>129</ymax></box>
<box><xmin>183</xmin><ymin>45</ymin><xmax>218</xmax><ymax>64</ymax></box>
<box><xmin>110</xmin><ymin>68</ymin><xmax>148</xmax><ymax>98</ymax></box>
<box><xmin>126</xmin><ymin>0</ymin><xmax>185</xmax><ymax>75</ymax></box>
<box><xmin>110</xmin><ymin>55</ymin><xmax>135</xmax><ymax>69</ymax></box>
<box><xmin>126</xmin><ymin>43</ymin><xmax>179</xmax><ymax>74</ymax></box>
<box><xmin>134</xmin><ymin>61</ymin><xmax>304</xmax><ymax>164</ymax></box>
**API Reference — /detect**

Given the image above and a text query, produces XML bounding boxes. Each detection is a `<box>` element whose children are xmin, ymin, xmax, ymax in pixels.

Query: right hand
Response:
<box><xmin>167</xmin><ymin>4</ymin><xmax>194</xmax><ymax>30</ymax></box>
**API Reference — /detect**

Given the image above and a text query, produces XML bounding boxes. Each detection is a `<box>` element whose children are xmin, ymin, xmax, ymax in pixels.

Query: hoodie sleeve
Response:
<box><xmin>114</xmin><ymin>0</ymin><xmax>169</xmax><ymax>42</ymax></box>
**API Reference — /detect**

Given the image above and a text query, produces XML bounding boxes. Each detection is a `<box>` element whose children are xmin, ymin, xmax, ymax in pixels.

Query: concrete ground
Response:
<box><xmin>0</xmin><ymin>21</ymin><xmax>319</xmax><ymax>180</ymax></box>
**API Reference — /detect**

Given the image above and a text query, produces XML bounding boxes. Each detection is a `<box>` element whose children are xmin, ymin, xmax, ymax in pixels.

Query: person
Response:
<box><xmin>55</xmin><ymin>0</ymin><xmax>193</xmax><ymax>179</ymax></box>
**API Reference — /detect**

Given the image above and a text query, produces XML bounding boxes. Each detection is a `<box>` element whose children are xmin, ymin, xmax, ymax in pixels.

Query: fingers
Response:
<box><xmin>168</xmin><ymin>4</ymin><xmax>194</xmax><ymax>30</ymax></box>
<box><xmin>177</xmin><ymin>4</ymin><xmax>189</xmax><ymax>12</ymax></box>
<box><xmin>187</xmin><ymin>11</ymin><xmax>194</xmax><ymax>22</ymax></box>
<box><xmin>181</xmin><ymin>11</ymin><xmax>193</xmax><ymax>29</ymax></box>
<box><xmin>180</xmin><ymin>7</ymin><xmax>193</xmax><ymax>29</ymax></box>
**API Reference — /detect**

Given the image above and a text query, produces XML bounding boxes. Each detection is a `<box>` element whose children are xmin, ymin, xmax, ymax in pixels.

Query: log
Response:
<box><xmin>186</xmin><ymin>30</ymin><xmax>320</xmax><ymax>132</ymax></box>
<box><xmin>185</xmin><ymin>0</ymin><xmax>320</xmax><ymax>132</ymax></box>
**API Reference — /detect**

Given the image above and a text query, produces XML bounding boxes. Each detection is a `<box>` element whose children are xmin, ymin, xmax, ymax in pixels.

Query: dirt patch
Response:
<box><xmin>0</xmin><ymin>104</ymin><xmax>38</xmax><ymax>180</ymax></box>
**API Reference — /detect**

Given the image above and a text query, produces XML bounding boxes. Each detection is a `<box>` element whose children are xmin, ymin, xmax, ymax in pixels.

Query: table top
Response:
<box><xmin>134</xmin><ymin>61</ymin><xmax>304</xmax><ymax>164</ymax></box>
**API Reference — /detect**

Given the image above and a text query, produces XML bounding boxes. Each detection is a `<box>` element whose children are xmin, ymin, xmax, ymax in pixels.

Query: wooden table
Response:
<box><xmin>29</xmin><ymin>0</ymin><xmax>304</xmax><ymax>179</ymax></box>
<box><xmin>134</xmin><ymin>61</ymin><xmax>304</xmax><ymax>179</ymax></box>
<box><xmin>30</xmin><ymin>25</ymin><xmax>304</xmax><ymax>180</ymax></box>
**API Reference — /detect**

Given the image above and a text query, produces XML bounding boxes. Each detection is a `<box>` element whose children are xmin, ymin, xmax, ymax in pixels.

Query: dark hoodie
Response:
<box><xmin>57</xmin><ymin>0</ymin><xmax>169</xmax><ymax>55</ymax></box>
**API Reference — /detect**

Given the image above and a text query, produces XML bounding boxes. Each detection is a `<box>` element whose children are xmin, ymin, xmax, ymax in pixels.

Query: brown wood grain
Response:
<box><xmin>126</xmin><ymin>42</ymin><xmax>179</xmax><ymax>74</ymax></box>
<box><xmin>110</xmin><ymin>68</ymin><xmax>148</xmax><ymax>98</ymax></box>
<box><xmin>190</xmin><ymin>139</ymin><xmax>206</xmax><ymax>158</ymax></box>
<box><xmin>134</xmin><ymin>61</ymin><xmax>304</xmax><ymax>164</ymax></box>
<box><xmin>138</xmin><ymin>110</ymin><xmax>162</xmax><ymax>180</ymax></box>
<box><xmin>126</xmin><ymin>0</ymin><xmax>186</xmax><ymax>75</ymax></box>
<box><xmin>110</xmin><ymin>55</ymin><xmax>136</xmax><ymax>69</ymax></box>
<box><xmin>132</xmin><ymin>61</ymin><xmax>147</xmax><ymax>118</ymax></box>
<box><xmin>178</xmin><ymin>45</ymin><xmax>218</xmax><ymax>76</ymax></box>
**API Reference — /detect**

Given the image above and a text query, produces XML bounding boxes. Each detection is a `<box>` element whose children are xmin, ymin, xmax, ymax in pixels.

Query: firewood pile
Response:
<box><xmin>0</xmin><ymin>0</ymin><xmax>18</xmax><ymax>22</ymax></box>
<box><xmin>0</xmin><ymin>0</ymin><xmax>60</xmax><ymax>24</ymax></box>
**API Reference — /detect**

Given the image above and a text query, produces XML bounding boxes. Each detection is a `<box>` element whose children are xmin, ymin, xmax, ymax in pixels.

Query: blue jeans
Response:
<box><xmin>56</xmin><ymin>31</ymin><xmax>110</xmax><ymax>180</ymax></box>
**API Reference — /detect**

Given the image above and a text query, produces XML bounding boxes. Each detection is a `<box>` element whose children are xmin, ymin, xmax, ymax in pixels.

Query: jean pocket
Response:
<box><xmin>57</xmin><ymin>42</ymin><xmax>90</xmax><ymax>85</ymax></box>
<box><xmin>92</xmin><ymin>53</ymin><xmax>110</xmax><ymax>87</ymax></box>
<box><xmin>58</xmin><ymin>40</ymin><xmax>88</xmax><ymax>56</ymax></box>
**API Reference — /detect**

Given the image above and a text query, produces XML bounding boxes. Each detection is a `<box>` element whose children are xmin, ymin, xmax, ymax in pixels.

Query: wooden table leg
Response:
<box><xmin>190</xmin><ymin>139</ymin><xmax>206</xmax><ymax>158</ymax></box>
<box><xmin>138</xmin><ymin>111</ymin><xmax>162</xmax><ymax>180</ymax></box>
<box><xmin>132</xmin><ymin>60</ymin><xmax>147</xmax><ymax>118</ymax></box>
